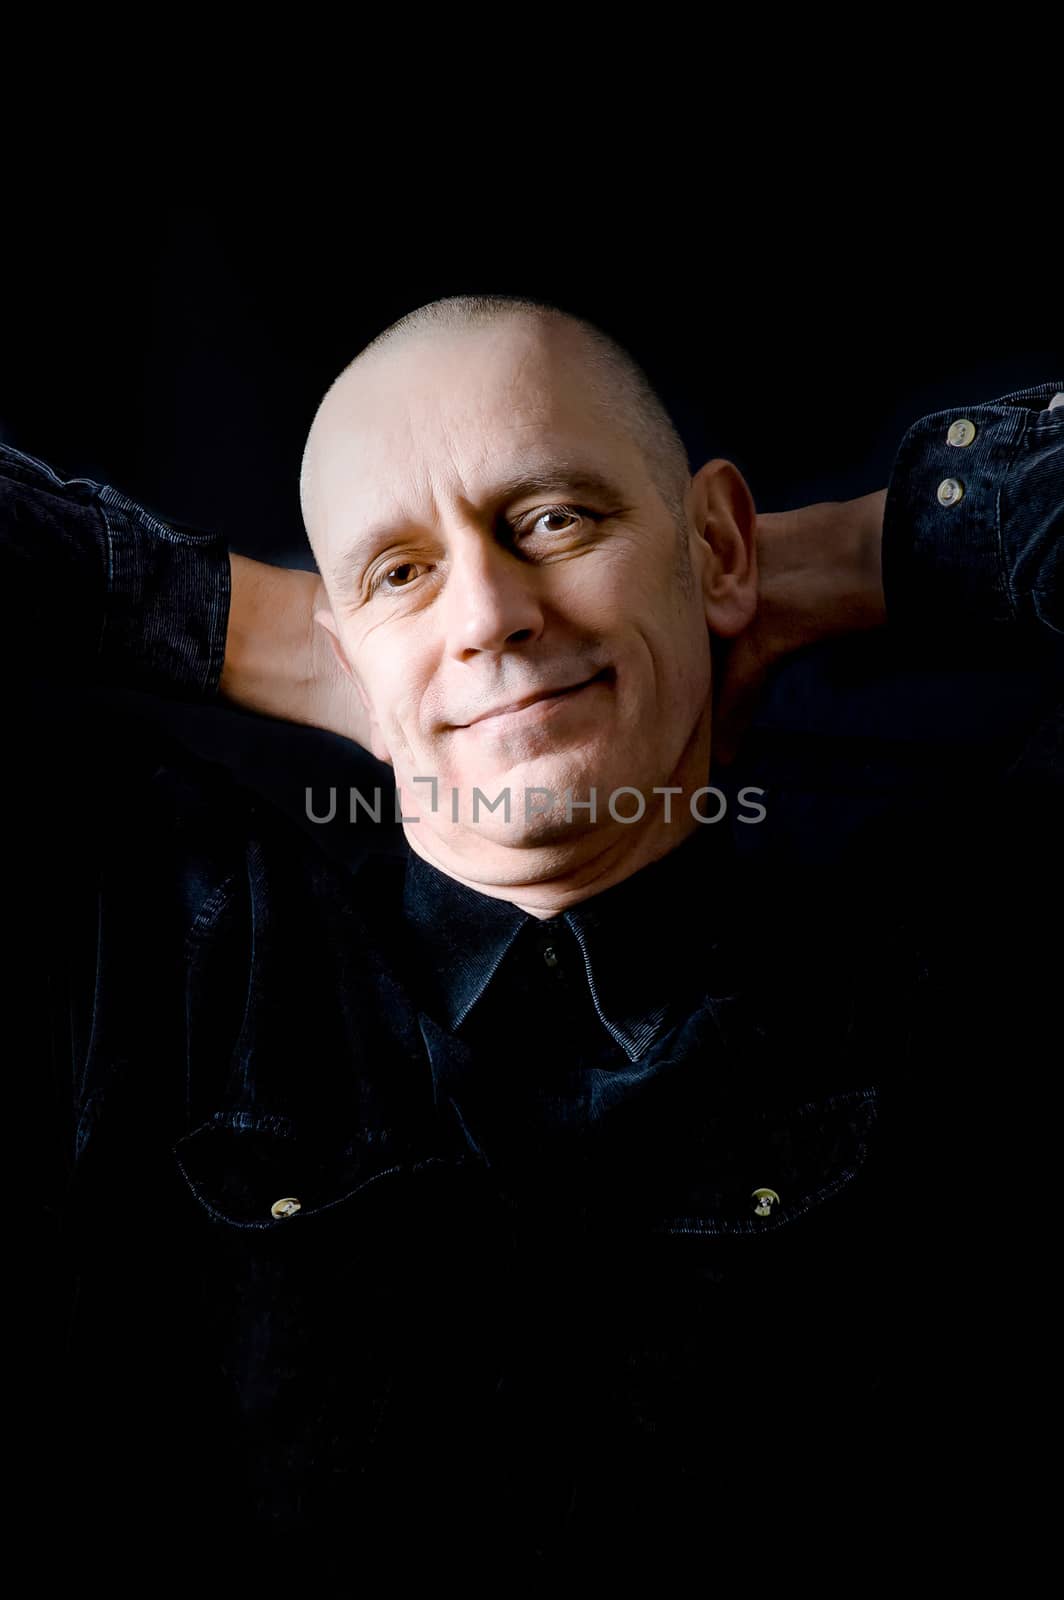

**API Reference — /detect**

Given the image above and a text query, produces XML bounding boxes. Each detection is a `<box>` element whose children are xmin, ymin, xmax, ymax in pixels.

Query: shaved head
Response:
<box><xmin>299</xmin><ymin>294</ymin><xmax>691</xmax><ymax>555</ymax></box>
<box><xmin>296</xmin><ymin>286</ymin><xmax>757</xmax><ymax>901</ymax></box>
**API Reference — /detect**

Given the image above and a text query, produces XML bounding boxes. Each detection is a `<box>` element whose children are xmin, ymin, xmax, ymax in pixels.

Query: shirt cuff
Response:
<box><xmin>95</xmin><ymin>481</ymin><xmax>232</xmax><ymax>699</ymax></box>
<box><xmin>881</xmin><ymin>380</ymin><xmax>1064</xmax><ymax>645</ymax></box>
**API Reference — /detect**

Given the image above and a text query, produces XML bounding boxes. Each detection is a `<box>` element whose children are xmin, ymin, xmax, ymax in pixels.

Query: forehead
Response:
<box><xmin>309</xmin><ymin>319</ymin><xmax>649</xmax><ymax>551</ymax></box>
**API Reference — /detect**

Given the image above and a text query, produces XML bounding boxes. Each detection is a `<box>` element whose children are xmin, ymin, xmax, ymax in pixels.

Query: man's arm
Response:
<box><xmin>713</xmin><ymin>382</ymin><xmax>1064</xmax><ymax>762</ymax></box>
<box><xmin>1</xmin><ymin>439</ymin><xmax>231</xmax><ymax>701</ymax></box>
<box><xmin>220</xmin><ymin>553</ymin><xmax>371</xmax><ymax>749</ymax></box>
<box><xmin>880</xmin><ymin>382</ymin><xmax>1063</xmax><ymax>658</ymax></box>
<box><xmin>0</xmin><ymin>438</ymin><xmax>370</xmax><ymax>747</ymax></box>
<box><xmin>2</xmin><ymin>439</ymin><xmax>371</xmax><ymax>1241</ymax></box>
<box><xmin>3</xmin><ymin>438</ymin><xmax>236</xmax><ymax>1272</ymax></box>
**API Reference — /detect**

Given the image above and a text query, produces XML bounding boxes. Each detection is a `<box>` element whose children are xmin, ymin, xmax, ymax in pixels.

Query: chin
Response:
<box><xmin>466</xmin><ymin>809</ymin><xmax>601</xmax><ymax>853</ymax></box>
<box><xmin>431</xmin><ymin>757</ymin><xmax>600</xmax><ymax>837</ymax></box>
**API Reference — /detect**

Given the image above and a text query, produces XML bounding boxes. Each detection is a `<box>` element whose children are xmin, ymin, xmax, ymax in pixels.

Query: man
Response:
<box><xmin>7</xmin><ymin>294</ymin><xmax>1061</xmax><ymax>1587</ymax></box>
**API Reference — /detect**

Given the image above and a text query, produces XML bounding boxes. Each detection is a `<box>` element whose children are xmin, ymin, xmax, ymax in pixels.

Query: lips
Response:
<box><xmin>459</xmin><ymin>669</ymin><xmax>608</xmax><ymax>728</ymax></box>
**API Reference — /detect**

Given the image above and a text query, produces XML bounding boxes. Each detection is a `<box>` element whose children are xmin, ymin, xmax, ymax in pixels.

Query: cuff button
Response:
<box><xmin>270</xmin><ymin>1196</ymin><xmax>302</xmax><ymax>1219</ymax></box>
<box><xmin>751</xmin><ymin>1187</ymin><xmax>781</xmax><ymax>1218</ymax></box>
<box><xmin>947</xmin><ymin>418</ymin><xmax>977</xmax><ymax>447</ymax></box>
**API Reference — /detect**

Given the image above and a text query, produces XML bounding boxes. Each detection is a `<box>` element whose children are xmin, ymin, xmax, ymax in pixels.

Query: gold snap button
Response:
<box><xmin>947</xmin><ymin>418</ymin><xmax>977</xmax><ymax>447</ymax></box>
<box><xmin>751</xmin><ymin>1187</ymin><xmax>781</xmax><ymax>1218</ymax></box>
<box><xmin>936</xmin><ymin>477</ymin><xmax>965</xmax><ymax>507</ymax></box>
<box><xmin>270</xmin><ymin>1196</ymin><xmax>302</xmax><ymax>1219</ymax></box>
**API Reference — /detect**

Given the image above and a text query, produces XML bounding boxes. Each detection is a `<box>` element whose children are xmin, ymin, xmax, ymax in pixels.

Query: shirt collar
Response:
<box><xmin>401</xmin><ymin>820</ymin><xmax>740</xmax><ymax>1062</ymax></box>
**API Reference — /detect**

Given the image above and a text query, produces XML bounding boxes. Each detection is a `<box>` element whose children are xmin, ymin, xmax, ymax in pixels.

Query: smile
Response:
<box><xmin>460</xmin><ymin>669</ymin><xmax>611</xmax><ymax>729</ymax></box>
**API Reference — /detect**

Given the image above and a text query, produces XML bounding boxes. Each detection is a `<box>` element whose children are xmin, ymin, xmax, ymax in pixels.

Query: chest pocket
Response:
<box><xmin>171</xmin><ymin>1081</ymin><xmax>882</xmax><ymax>1241</ymax></box>
<box><xmin>169</xmin><ymin>1103</ymin><xmax>508</xmax><ymax>1262</ymax></box>
<box><xmin>649</xmin><ymin>1082</ymin><xmax>882</xmax><ymax>1237</ymax></box>
<box><xmin>172</xmin><ymin>1109</ymin><xmax>444</xmax><ymax>1230</ymax></box>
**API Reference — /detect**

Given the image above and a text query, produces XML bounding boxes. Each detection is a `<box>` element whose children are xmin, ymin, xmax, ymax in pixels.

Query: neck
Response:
<box><xmin>402</xmin><ymin>707</ymin><xmax>715</xmax><ymax>919</ymax></box>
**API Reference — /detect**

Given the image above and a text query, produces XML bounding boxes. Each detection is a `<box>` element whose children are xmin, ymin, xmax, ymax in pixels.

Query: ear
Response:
<box><xmin>689</xmin><ymin>458</ymin><xmax>759</xmax><ymax>639</ymax></box>
<box><xmin>313</xmin><ymin>608</ymin><xmax>393</xmax><ymax>767</ymax></box>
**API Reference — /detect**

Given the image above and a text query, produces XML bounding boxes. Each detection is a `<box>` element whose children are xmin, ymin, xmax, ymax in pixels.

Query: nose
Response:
<box><xmin>442</xmin><ymin>530</ymin><xmax>546</xmax><ymax>659</ymax></box>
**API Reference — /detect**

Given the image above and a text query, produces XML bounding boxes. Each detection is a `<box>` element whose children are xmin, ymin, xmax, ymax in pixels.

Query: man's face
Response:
<box><xmin>309</xmin><ymin>318</ymin><xmax>717</xmax><ymax>859</ymax></box>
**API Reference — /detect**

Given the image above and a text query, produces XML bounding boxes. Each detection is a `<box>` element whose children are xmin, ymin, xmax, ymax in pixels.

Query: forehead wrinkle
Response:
<box><xmin>318</xmin><ymin>325</ymin><xmax>648</xmax><ymax>593</ymax></box>
<box><xmin>327</xmin><ymin>458</ymin><xmax>635</xmax><ymax>596</ymax></box>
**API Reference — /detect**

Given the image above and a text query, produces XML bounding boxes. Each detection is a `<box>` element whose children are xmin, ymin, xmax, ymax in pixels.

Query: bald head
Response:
<box><xmin>299</xmin><ymin>294</ymin><xmax>691</xmax><ymax>555</ymax></box>
<box><xmin>296</xmin><ymin>288</ymin><xmax>760</xmax><ymax>898</ymax></box>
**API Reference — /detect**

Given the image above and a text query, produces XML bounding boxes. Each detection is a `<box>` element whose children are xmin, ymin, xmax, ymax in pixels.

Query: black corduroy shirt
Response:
<box><xmin>6</xmin><ymin>380</ymin><xmax>1061</xmax><ymax>1585</ymax></box>
<box><xmin>400</xmin><ymin>821</ymin><xmax>742</xmax><ymax>1197</ymax></box>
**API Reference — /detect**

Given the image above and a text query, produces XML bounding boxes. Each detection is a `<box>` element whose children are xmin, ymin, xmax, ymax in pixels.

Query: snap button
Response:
<box><xmin>542</xmin><ymin>945</ymin><xmax>560</xmax><ymax>969</ymax></box>
<box><xmin>936</xmin><ymin>477</ymin><xmax>965</xmax><ymax>507</ymax></box>
<box><xmin>751</xmin><ymin>1186</ymin><xmax>781</xmax><ymax>1218</ymax></box>
<box><xmin>947</xmin><ymin>418</ymin><xmax>977</xmax><ymax>447</ymax></box>
<box><xmin>270</xmin><ymin>1196</ymin><xmax>302</xmax><ymax>1219</ymax></box>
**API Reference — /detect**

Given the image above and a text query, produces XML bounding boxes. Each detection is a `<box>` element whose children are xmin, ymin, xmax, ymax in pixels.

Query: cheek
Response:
<box><xmin>627</xmin><ymin>598</ymin><xmax>712</xmax><ymax>717</ymax></box>
<box><xmin>588</xmin><ymin>541</ymin><xmax>688</xmax><ymax>633</ymax></box>
<box><xmin>351</xmin><ymin>639</ymin><xmax>428</xmax><ymax>751</ymax></box>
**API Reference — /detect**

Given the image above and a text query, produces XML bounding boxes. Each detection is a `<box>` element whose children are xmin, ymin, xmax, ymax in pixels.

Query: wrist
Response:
<box><xmin>847</xmin><ymin>489</ymin><xmax>888</xmax><ymax>631</ymax></box>
<box><xmin>220</xmin><ymin>553</ymin><xmax>320</xmax><ymax>722</ymax></box>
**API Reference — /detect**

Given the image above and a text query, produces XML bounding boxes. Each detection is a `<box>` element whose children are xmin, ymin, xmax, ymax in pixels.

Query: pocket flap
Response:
<box><xmin>648</xmin><ymin>1084</ymin><xmax>881</xmax><ymax>1236</ymax></box>
<box><xmin>171</xmin><ymin>1109</ymin><xmax>448</xmax><ymax>1230</ymax></box>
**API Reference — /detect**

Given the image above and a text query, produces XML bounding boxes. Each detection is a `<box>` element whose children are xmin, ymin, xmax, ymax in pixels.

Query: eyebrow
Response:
<box><xmin>329</xmin><ymin>467</ymin><xmax>627</xmax><ymax>593</ymax></box>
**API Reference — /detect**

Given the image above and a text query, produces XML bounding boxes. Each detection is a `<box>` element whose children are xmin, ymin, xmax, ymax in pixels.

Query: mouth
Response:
<box><xmin>458</xmin><ymin>668</ymin><xmax>612</xmax><ymax>729</ymax></box>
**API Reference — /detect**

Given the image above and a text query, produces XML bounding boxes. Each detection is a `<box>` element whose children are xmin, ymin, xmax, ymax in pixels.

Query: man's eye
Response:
<box><xmin>368</xmin><ymin>506</ymin><xmax>592</xmax><ymax>594</ymax></box>
<box><xmin>371</xmin><ymin>561</ymin><xmax>425</xmax><ymax>594</ymax></box>
<box><xmin>522</xmin><ymin>506</ymin><xmax>584</xmax><ymax>538</ymax></box>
